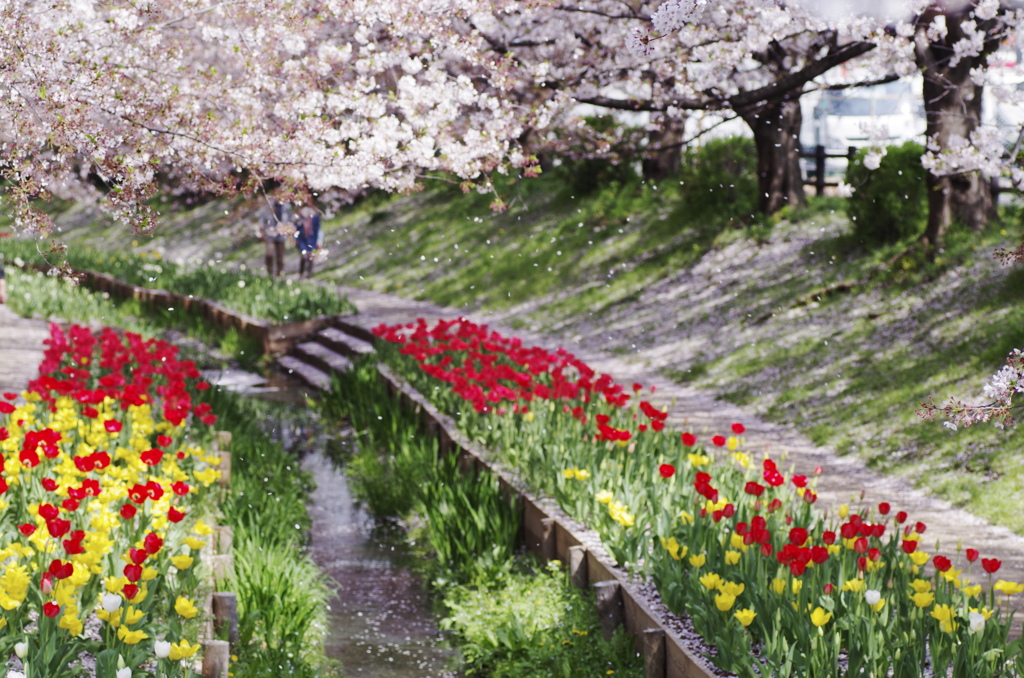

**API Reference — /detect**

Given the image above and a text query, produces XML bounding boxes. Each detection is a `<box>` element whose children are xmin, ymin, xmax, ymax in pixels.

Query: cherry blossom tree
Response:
<box><xmin>617</xmin><ymin>0</ymin><xmax>898</xmax><ymax>213</ymax></box>
<box><xmin>0</xmin><ymin>0</ymin><xmax>541</xmax><ymax>234</ymax></box>
<box><xmin>909</xmin><ymin>0</ymin><xmax>1019</xmax><ymax>249</ymax></box>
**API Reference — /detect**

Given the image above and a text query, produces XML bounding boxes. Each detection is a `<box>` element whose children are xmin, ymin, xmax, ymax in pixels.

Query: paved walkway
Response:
<box><xmin>0</xmin><ymin>305</ymin><xmax>49</xmax><ymax>395</ymax></box>
<box><xmin>337</xmin><ymin>285</ymin><xmax>1024</xmax><ymax>635</ymax></box>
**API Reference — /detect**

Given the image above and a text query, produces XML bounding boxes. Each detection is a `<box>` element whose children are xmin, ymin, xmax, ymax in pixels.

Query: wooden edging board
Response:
<box><xmin>22</xmin><ymin>263</ymin><xmax>330</xmax><ymax>355</ymax></box>
<box><xmin>375</xmin><ymin>363</ymin><xmax>722</xmax><ymax>678</ymax></box>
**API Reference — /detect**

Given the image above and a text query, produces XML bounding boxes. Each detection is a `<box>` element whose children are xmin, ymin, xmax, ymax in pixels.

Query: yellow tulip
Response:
<box><xmin>930</xmin><ymin>604</ymin><xmax>957</xmax><ymax>633</ymax></box>
<box><xmin>174</xmin><ymin>596</ymin><xmax>199</xmax><ymax>620</ymax></box>
<box><xmin>908</xmin><ymin>579</ymin><xmax>932</xmax><ymax>594</ymax></box>
<box><xmin>842</xmin><ymin>579</ymin><xmax>865</xmax><ymax>593</ymax></box>
<box><xmin>724</xmin><ymin>550</ymin><xmax>741</xmax><ymax>565</ymax></box>
<box><xmin>994</xmin><ymin>580</ymin><xmax>1024</xmax><ymax>596</ymax></box>
<box><xmin>699</xmin><ymin>573</ymin><xmax>723</xmax><ymax>591</ymax></box>
<box><xmin>810</xmin><ymin>607</ymin><xmax>832</xmax><ymax>627</ymax></box>
<box><xmin>169</xmin><ymin>639</ymin><xmax>200</xmax><ymax>661</ymax></box>
<box><xmin>909</xmin><ymin>551</ymin><xmax>929</xmax><ymax>566</ymax></box>
<box><xmin>117</xmin><ymin>625</ymin><xmax>148</xmax><ymax>644</ymax></box>
<box><xmin>734</xmin><ymin>608</ymin><xmax>756</xmax><ymax>627</ymax></box>
<box><xmin>715</xmin><ymin>593</ymin><xmax>736</xmax><ymax>612</ymax></box>
<box><xmin>910</xmin><ymin>591</ymin><xmax>935</xmax><ymax>608</ymax></box>
<box><xmin>720</xmin><ymin>581</ymin><xmax>745</xmax><ymax>597</ymax></box>
<box><xmin>689</xmin><ymin>553</ymin><xmax>706</xmax><ymax>568</ymax></box>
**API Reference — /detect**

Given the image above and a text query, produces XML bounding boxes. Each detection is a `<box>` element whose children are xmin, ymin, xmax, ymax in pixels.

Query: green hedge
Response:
<box><xmin>845</xmin><ymin>142</ymin><xmax>927</xmax><ymax>245</ymax></box>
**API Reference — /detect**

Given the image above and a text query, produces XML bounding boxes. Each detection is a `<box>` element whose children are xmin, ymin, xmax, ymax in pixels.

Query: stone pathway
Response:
<box><xmin>0</xmin><ymin>305</ymin><xmax>49</xmax><ymax>395</ymax></box>
<box><xmin>337</xmin><ymin>285</ymin><xmax>1024</xmax><ymax>635</ymax></box>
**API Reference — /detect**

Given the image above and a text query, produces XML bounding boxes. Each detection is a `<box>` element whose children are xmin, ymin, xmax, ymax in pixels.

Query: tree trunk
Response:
<box><xmin>915</xmin><ymin>7</ymin><xmax>998</xmax><ymax>252</ymax></box>
<box><xmin>642</xmin><ymin>114</ymin><xmax>685</xmax><ymax>181</ymax></box>
<box><xmin>739</xmin><ymin>98</ymin><xmax>807</xmax><ymax>214</ymax></box>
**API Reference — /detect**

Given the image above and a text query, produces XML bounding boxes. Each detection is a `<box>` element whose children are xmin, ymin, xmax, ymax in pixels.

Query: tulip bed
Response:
<box><xmin>371</xmin><ymin>317</ymin><xmax>1024</xmax><ymax>678</ymax></box>
<box><xmin>0</xmin><ymin>324</ymin><xmax>226</xmax><ymax>678</ymax></box>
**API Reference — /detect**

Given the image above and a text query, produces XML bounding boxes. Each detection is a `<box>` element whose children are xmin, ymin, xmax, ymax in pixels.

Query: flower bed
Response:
<box><xmin>372</xmin><ymin>317</ymin><xmax>1024</xmax><ymax>678</ymax></box>
<box><xmin>0</xmin><ymin>324</ymin><xmax>224</xmax><ymax>678</ymax></box>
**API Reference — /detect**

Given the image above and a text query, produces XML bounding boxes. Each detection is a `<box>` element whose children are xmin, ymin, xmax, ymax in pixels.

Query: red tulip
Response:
<box><xmin>123</xmin><ymin>564</ymin><xmax>143</xmax><ymax>583</ymax></box>
<box><xmin>711</xmin><ymin>435</ymin><xmax>727</xmax><ymax>447</ymax></box>
<box><xmin>43</xmin><ymin>602</ymin><xmax>61</xmax><ymax>618</ymax></box>
<box><xmin>658</xmin><ymin>464</ymin><xmax>676</xmax><ymax>479</ymax></box>
<box><xmin>901</xmin><ymin>540</ymin><xmax>917</xmax><ymax>554</ymax></box>
<box><xmin>744</xmin><ymin>481</ymin><xmax>765</xmax><ymax>497</ymax></box>
<box><xmin>120</xmin><ymin>504</ymin><xmax>137</xmax><ymax>520</ymax></box>
<box><xmin>46</xmin><ymin>518</ymin><xmax>71</xmax><ymax>538</ymax></box>
<box><xmin>731</xmin><ymin>423</ymin><xmax>745</xmax><ymax>434</ymax></box>
<box><xmin>933</xmin><ymin>555</ymin><xmax>952</xmax><ymax>572</ymax></box>
<box><xmin>144</xmin><ymin>532</ymin><xmax>164</xmax><ymax>555</ymax></box>
<box><xmin>681</xmin><ymin>432</ymin><xmax>697</xmax><ymax>446</ymax></box>
<box><xmin>168</xmin><ymin>506</ymin><xmax>186</xmax><ymax>523</ymax></box>
<box><xmin>895</xmin><ymin>511</ymin><xmax>908</xmax><ymax>524</ymax></box>
<box><xmin>877</xmin><ymin>502</ymin><xmax>890</xmax><ymax>515</ymax></box>
<box><xmin>965</xmin><ymin>548</ymin><xmax>979</xmax><ymax>563</ymax></box>
<box><xmin>140</xmin><ymin>448</ymin><xmax>163</xmax><ymax>466</ymax></box>
<box><xmin>982</xmin><ymin>558</ymin><xmax>1002</xmax><ymax>574</ymax></box>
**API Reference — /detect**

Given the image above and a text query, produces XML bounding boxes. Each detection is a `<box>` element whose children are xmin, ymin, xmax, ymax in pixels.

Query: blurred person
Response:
<box><xmin>257</xmin><ymin>199</ymin><xmax>292</xmax><ymax>277</ymax></box>
<box><xmin>295</xmin><ymin>206</ymin><xmax>322</xmax><ymax>279</ymax></box>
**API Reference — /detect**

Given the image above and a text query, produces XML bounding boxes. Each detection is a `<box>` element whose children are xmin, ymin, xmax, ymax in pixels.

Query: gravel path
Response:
<box><xmin>0</xmin><ymin>305</ymin><xmax>48</xmax><ymax>395</ymax></box>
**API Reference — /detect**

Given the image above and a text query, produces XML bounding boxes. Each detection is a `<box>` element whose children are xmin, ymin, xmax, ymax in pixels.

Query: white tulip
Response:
<box><xmin>116</xmin><ymin>668</ymin><xmax>132</xmax><ymax>678</ymax></box>
<box><xmin>154</xmin><ymin>640</ymin><xmax>171</xmax><ymax>659</ymax></box>
<box><xmin>102</xmin><ymin>593</ymin><xmax>123</xmax><ymax>613</ymax></box>
<box><xmin>969</xmin><ymin>611</ymin><xmax>986</xmax><ymax>634</ymax></box>
<box><xmin>7</xmin><ymin>671</ymin><xmax>26</xmax><ymax>678</ymax></box>
<box><xmin>13</xmin><ymin>641</ymin><xmax>27</xmax><ymax>659</ymax></box>
<box><xmin>864</xmin><ymin>589</ymin><xmax>881</xmax><ymax>606</ymax></box>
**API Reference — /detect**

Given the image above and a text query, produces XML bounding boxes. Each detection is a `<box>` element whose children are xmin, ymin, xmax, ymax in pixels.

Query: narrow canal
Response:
<box><xmin>205</xmin><ymin>367</ymin><xmax>458</xmax><ymax>678</ymax></box>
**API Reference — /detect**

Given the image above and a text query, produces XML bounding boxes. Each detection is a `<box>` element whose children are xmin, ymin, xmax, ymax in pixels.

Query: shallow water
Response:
<box><xmin>303</xmin><ymin>450</ymin><xmax>458</xmax><ymax>677</ymax></box>
<box><xmin>205</xmin><ymin>367</ymin><xmax>458</xmax><ymax>678</ymax></box>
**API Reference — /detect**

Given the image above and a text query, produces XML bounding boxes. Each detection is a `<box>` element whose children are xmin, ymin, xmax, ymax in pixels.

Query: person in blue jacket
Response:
<box><xmin>295</xmin><ymin>206</ymin><xmax>322</xmax><ymax>279</ymax></box>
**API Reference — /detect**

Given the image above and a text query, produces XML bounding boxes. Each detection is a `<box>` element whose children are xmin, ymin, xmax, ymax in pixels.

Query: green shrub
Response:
<box><xmin>441</xmin><ymin>560</ymin><xmax>642</xmax><ymax>677</ymax></box>
<box><xmin>677</xmin><ymin>135</ymin><xmax>758</xmax><ymax>224</ymax></box>
<box><xmin>559</xmin><ymin>157</ymin><xmax>638</xmax><ymax>197</ymax></box>
<box><xmin>845</xmin><ymin>141</ymin><xmax>927</xmax><ymax>244</ymax></box>
<box><xmin>227</xmin><ymin>535</ymin><xmax>335</xmax><ymax>678</ymax></box>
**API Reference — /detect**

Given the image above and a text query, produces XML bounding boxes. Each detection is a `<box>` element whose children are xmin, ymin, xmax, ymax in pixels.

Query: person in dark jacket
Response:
<box><xmin>295</xmin><ymin>207</ymin><xmax>322</xmax><ymax>279</ymax></box>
